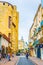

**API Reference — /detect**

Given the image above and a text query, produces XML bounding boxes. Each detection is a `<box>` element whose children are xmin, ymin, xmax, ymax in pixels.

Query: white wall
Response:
<box><xmin>1</xmin><ymin>37</ymin><xmax>8</xmax><ymax>47</ymax></box>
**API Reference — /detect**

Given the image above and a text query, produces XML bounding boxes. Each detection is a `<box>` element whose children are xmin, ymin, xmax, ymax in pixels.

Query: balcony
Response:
<box><xmin>33</xmin><ymin>29</ymin><xmax>37</xmax><ymax>39</ymax></box>
<box><xmin>37</xmin><ymin>31</ymin><xmax>43</xmax><ymax>40</ymax></box>
<box><xmin>37</xmin><ymin>27</ymin><xmax>41</xmax><ymax>32</ymax></box>
<box><xmin>33</xmin><ymin>27</ymin><xmax>41</xmax><ymax>36</ymax></box>
<box><xmin>34</xmin><ymin>30</ymin><xmax>37</xmax><ymax>36</ymax></box>
<box><xmin>31</xmin><ymin>26</ymin><xmax>42</xmax><ymax>40</ymax></box>
<box><xmin>33</xmin><ymin>40</ymin><xmax>39</xmax><ymax>47</ymax></box>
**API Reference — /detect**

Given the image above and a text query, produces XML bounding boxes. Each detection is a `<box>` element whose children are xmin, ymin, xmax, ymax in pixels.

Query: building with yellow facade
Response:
<box><xmin>0</xmin><ymin>1</ymin><xmax>19</xmax><ymax>54</ymax></box>
<box><xmin>18</xmin><ymin>40</ymin><xmax>24</xmax><ymax>52</ymax></box>
<box><xmin>29</xmin><ymin>4</ymin><xmax>43</xmax><ymax>59</ymax></box>
<box><xmin>28</xmin><ymin>41</ymin><xmax>35</xmax><ymax>56</ymax></box>
<box><xmin>29</xmin><ymin>22</ymin><xmax>36</xmax><ymax>56</ymax></box>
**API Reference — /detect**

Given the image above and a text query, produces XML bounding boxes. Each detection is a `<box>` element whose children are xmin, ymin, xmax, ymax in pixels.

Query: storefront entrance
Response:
<box><xmin>37</xmin><ymin>48</ymin><xmax>41</xmax><ymax>58</ymax></box>
<box><xmin>41</xmin><ymin>48</ymin><xmax>43</xmax><ymax>60</ymax></box>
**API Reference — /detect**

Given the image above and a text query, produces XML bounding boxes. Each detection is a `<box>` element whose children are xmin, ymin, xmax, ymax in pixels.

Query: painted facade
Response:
<box><xmin>28</xmin><ymin>41</ymin><xmax>35</xmax><ymax>56</ymax></box>
<box><xmin>18</xmin><ymin>40</ymin><xmax>24</xmax><ymax>50</ymax></box>
<box><xmin>0</xmin><ymin>1</ymin><xmax>19</xmax><ymax>53</ymax></box>
<box><xmin>29</xmin><ymin>4</ymin><xmax>43</xmax><ymax>59</ymax></box>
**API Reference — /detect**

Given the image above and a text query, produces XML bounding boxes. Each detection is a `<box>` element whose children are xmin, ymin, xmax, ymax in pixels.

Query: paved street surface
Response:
<box><xmin>0</xmin><ymin>56</ymin><xmax>43</xmax><ymax>65</ymax></box>
<box><xmin>29</xmin><ymin>57</ymin><xmax>43</xmax><ymax>65</ymax></box>
<box><xmin>0</xmin><ymin>56</ymin><xmax>19</xmax><ymax>65</ymax></box>
<box><xmin>17</xmin><ymin>56</ymin><xmax>36</xmax><ymax>65</ymax></box>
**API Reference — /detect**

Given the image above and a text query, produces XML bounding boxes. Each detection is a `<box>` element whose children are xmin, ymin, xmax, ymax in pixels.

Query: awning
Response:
<box><xmin>37</xmin><ymin>27</ymin><xmax>41</xmax><ymax>32</ymax></box>
<box><xmin>33</xmin><ymin>40</ymin><xmax>39</xmax><ymax>47</ymax></box>
<box><xmin>40</xmin><ymin>20</ymin><xmax>43</xmax><ymax>26</ymax></box>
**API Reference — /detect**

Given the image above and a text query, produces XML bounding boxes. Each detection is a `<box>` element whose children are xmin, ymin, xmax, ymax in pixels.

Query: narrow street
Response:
<box><xmin>17</xmin><ymin>56</ymin><xmax>36</xmax><ymax>65</ymax></box>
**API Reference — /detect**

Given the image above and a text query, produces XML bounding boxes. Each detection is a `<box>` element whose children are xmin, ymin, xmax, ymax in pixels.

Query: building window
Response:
<box><xmin>8</xmin><ymin>33</ymin><xmax>10</xmax><ymax>39</ymax></box>
<box><xmin>11</xmin><ymin>6</ymin><xmax>14</xmax><ymax>9</ymax></box>
<box><xmin>3</xmin><ymin>3</ymin><xmax>5</xmax><ymax>5</ymax></box>
<box><xmin>8</xmin><ymin>4</ymin><xmax>9</xmax><ymax>6</ymax></box>
<box><xmin>8</xmin><ymin>16</ymin><xmax>11</xmax><ymax>28</ymax></box>
<box><xmin>12</xmin><ymin>22</ymin><xmax>16</xmax><ymax>27</ymax></box>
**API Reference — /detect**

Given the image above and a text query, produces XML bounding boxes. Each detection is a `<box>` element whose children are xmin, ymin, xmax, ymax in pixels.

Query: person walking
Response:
<box><xmin>7</xmin><ymin>53</ymin><xmax>11</xmax><ymax>61</ymax></box>
<box><xmin>0</xmin><ymin>50</ymin><xmax>2</xmax><ymax>60</ymax></box>
<box><xmin>26</xmin><ymin>51</ymin><xmax>29</xmax><ymax>59</ymax></box>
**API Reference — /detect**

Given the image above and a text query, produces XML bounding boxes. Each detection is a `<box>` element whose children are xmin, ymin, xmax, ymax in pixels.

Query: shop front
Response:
<box><xmin>0</xmin><ymin>33</ymin><xmax>10</xmax><ymax>54</ymax></box>
<box><xmin>35</xmin><ymin>44</ymin><xmax>43</xmax><ymax>60</ymax></box>
<box><xmin>37</xmin><ymin>46</ymin><xmax>41</xmax><ymax>58</ymax></box>
<box><xmin>33</xmin><ymin>40</ymin><xmax>40</xmax><ymax>57</ymax></box>
<box><xmin>29</xmin><ymin>47</ymin><xmax>35</xmax><ymax>57</ymax></box>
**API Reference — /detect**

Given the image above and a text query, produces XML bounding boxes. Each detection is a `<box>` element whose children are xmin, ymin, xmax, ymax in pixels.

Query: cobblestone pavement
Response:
<box><xmin>0</xmin><ymin>56</ymin><xmax>19</xmax><ymax>65</ymax></box>
<box><xmin>29</xmin><ymin>56</ymin><xmax>43</xmax><ymax>65</ymax></box>
<box><xmin>17</xmin><ymin>56</ymin><xmax>36</xmax><ymax>65</ymax></box>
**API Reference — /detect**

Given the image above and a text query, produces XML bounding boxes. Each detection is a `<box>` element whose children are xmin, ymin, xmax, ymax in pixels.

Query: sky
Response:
<box><xmin>0</xmin><ymin>0</ymin><xmax>41</xmax><ymax>43</ymax></box>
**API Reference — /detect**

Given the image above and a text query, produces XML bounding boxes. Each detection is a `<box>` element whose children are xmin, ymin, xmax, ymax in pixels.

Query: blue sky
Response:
<box><xmin>0</xmin><ymin>0</ymin><xmax>41</xmax><ymax>42</ymax></box>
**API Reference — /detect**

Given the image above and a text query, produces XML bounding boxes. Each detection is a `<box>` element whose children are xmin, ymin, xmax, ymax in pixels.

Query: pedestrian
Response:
<box><xmin>26</xmin><ymin>51</ymin><xmax>29</xmax><ymax>59</ymax></box>
<box><xmin>0</xmin><ymin>50</ymin><xmax>2</xmax><ymax>60</ymax></box>
<box><xmin>7</xmin><ymin>53</ymin><xmax>11</xmax><ymax>61</ymax></box>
